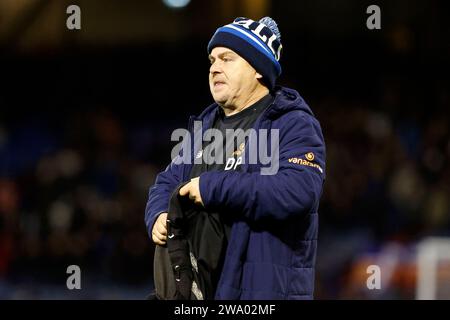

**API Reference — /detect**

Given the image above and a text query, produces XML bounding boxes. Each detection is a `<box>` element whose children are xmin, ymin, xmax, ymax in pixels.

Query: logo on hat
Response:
<box><xmin>232</xmin><ymin>17</ymin><xmax>282</xmax><ymax>61</ymax></box>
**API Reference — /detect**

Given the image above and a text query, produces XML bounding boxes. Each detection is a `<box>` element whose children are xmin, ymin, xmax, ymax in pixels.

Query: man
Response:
<box><xmin>145</xmin><ymin>16</ymin><xmax>326</xmax><ymax>300</ymax></box>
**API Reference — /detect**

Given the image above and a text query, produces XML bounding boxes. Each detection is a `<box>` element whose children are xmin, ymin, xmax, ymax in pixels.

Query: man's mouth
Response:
<box><xmin>213</xmin><ymin>80</ymin><xmax>226</xmax><ymax>87</ymax></box>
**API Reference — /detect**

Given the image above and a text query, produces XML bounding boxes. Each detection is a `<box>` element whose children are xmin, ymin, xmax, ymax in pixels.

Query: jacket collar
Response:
<box><xmin>268</xmin><ymin>86</ymin><xmax>314</xmax><ymax>119</ymax></box>
<box><xmin>191</xmin><ymin>86</ymin><xmax>314</xmax><ymax>124</ymax></box>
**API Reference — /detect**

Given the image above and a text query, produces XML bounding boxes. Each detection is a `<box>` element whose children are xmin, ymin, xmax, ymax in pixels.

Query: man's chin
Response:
<box><xmin>211</xmin><ymin>93</ymin><xmax>227</xmax><ymax>105</ymax></box>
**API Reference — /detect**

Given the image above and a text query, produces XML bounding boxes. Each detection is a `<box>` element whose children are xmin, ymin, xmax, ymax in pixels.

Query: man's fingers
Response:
<box><xmin>159</xmin><ymin>212</ymin><xmax>168</xmax><ymax>222</ymax></box>
<box><xmin>155</xmin><ymin>228</ymin><xmax>167</xmax><ymax>241</ymax></box>
<box><xmin>179</xmin><ymin>180</ymin><xmax>202</xmax><ymax>204</ymax></box>
<box><xmin>159</xmin><ymin>212</ymin><xmax>168</xmax><ymax>219</ymax></box>
<box><xmin>179</xmin><ymin>184</ymin><xmax>189</xmax><ymax>196</ymax></box>
<box><xmin>156</xmin><ymin>222</ymin><xmax>167</xmax><ymax>235</ymax></box>
<box><xmin>152</xmin><ymin>232</ymin><xmax>166</xmax><ymax>246</ymax></box>
<box><xmin>152</xmin><ymin>234</ymin><xmax>166</xmax><ymax>246</ymax></box>
<box><xmin>152</xmin><ymin>229</ymin><xmax>167</xmax><ymax>243</ymax></box>
<box><xmin>151</xmin><ymin>212</ymin><xmax>169</xmax><ymax>245</ymax></box>
<box><xmin>155</xmin><ymin>213</ymin><xmax>168</xmax><ymax>235</ymax></box>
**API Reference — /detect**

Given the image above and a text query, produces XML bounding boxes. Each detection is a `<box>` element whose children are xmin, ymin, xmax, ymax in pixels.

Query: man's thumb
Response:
<box><xmin>179</xmin><ymin>184</ymin><xmax>188</xmax><ymax>196</ymax></box>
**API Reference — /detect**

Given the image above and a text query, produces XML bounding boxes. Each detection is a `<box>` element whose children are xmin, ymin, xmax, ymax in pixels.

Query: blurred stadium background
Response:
<box><xmin>0</xmin><ymin>0</ymin><xmax>449</xmax><ymax>299</ymax></box>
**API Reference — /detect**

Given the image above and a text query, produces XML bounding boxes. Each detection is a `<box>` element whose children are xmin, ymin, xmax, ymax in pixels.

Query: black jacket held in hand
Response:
<box><xmin>153</xmin><ymin>183</ymin><xmax>227</xmax><ymax>300</ymax></box>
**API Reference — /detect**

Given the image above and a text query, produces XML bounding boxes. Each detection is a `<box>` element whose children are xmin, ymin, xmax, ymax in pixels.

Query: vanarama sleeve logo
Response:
<box><xmin>305</xmin><ymin>152</ymin><xmax>315</xmax><ymax>161</ymax></box>
<box><xmin>288</xmin><ymin>152</ymin><xmax>323</xmax><ymax>173</ymax></box>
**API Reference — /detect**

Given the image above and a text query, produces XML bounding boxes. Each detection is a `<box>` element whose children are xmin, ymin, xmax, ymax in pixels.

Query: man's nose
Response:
<box><xmin>209</xmin><ymin>61</ymin><xmax>222</xmax><ymax>74</ymax></box>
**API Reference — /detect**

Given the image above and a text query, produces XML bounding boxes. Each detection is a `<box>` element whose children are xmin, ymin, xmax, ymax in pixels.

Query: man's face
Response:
<box><xmin>208</xmin><ymin>47</ymin><xmax>261</xmax><ymax>108</ymax></box>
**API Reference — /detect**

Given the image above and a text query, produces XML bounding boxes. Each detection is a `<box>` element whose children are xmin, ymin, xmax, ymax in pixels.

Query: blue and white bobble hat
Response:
<box><xmin>207</xmin><ymin>17</ymin><xmax>283</xmax><ymax>90</ymax></box>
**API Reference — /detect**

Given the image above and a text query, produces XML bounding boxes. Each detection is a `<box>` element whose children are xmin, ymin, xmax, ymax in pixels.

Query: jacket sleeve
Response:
<box><xmin>199</xmin><ymin>111</ymin><xmax>326</xmax><ymax>222</ymax></box>
<box><xmin>144</xmin><ymin>156</ymin><xmax>184</xmax><ymax>238</ymax></box>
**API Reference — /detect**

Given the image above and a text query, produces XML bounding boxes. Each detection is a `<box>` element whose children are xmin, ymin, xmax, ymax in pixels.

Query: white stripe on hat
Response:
<box><xmin>224</xmin><ymin>24</ymin><xmax>272</xmax><ymax>56</ymax></box>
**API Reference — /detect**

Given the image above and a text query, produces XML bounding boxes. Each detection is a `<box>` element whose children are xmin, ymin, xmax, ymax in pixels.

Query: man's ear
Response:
<box><xmin>256</xmin><ymin>72</ymin><xmax>263</xmax><ymax>80</ymax></box>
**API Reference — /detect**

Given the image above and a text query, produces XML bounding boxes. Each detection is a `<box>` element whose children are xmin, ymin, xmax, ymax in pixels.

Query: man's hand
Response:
<box><xmin>152</xmin><ymin>212</ymin><xmax>168</xmax><ymax>246</ymax></box>
<box><xmin>179</xmin><ymin>177</ymin><xmax>204</xmax><ymax>206</ymax></box>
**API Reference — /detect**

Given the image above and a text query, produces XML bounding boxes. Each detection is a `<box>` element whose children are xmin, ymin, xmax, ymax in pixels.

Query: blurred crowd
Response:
<box><xmin>314</xmin><ymin>78</ymin><xmax>450</xmax><ymax>299</ymax></box>
<box><xmin>319</xmin><ymin>81</ymin><xmax>450</xmax><ymax>238</ymax></box>
<box><xmin>0</xmin><ymin>109</ymin><xmax>166</xmax><ymax>297</ymax></box>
